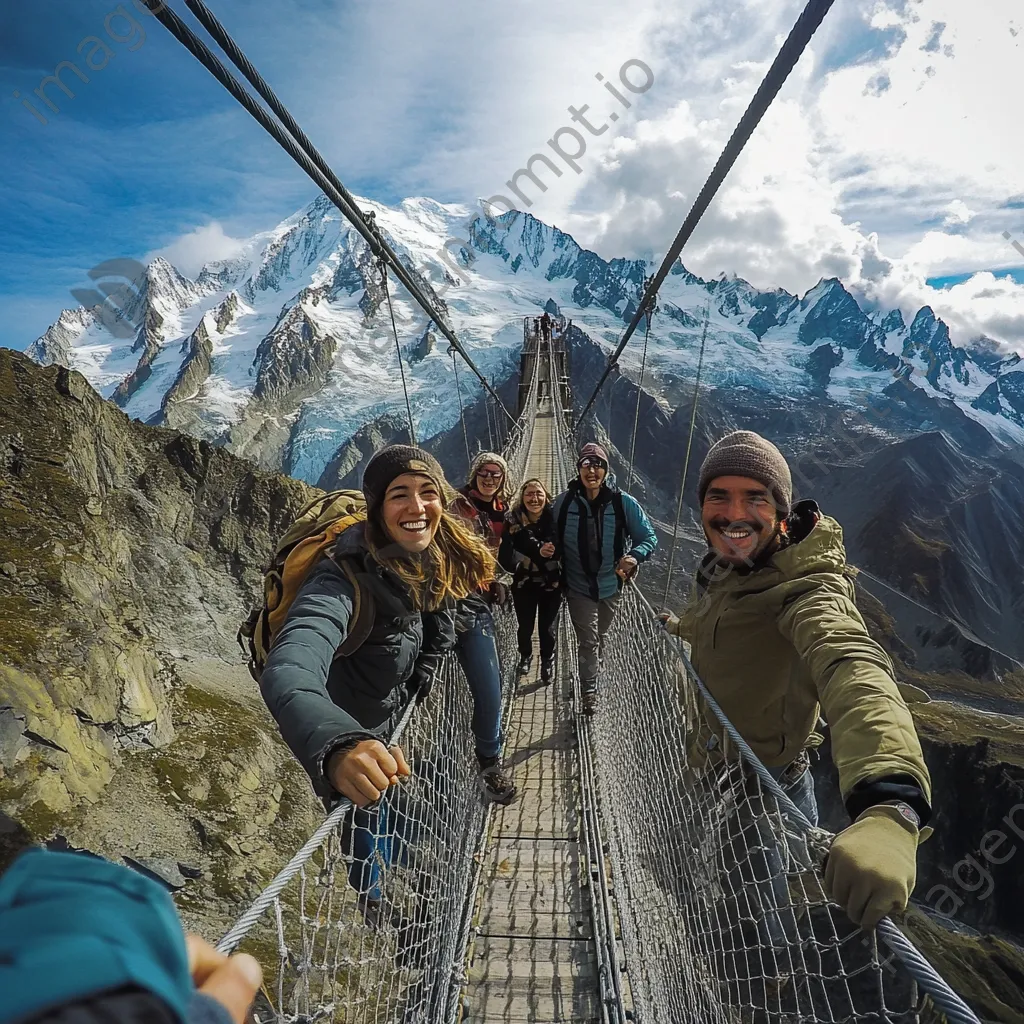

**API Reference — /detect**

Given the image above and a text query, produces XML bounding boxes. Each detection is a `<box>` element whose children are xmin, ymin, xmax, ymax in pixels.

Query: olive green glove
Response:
<box><xmin>824</xmin><ymin>804</ymin><xmax>919</xmax><ymax>931</ymax></box>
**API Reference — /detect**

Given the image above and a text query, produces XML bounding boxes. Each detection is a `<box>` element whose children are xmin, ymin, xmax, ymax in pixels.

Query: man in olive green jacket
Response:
<box><xmin>663</xmin><ymin>430</ymin><xmax>932</xmax><ymax>933</ymax></box>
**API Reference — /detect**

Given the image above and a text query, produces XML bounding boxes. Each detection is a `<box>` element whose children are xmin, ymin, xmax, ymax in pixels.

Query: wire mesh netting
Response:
<box><xmin>591</xmin><ymin>592</ymin><xmax>929</xmax><ymax>1024</ymax></box>
<box><xmin>548</xmin><ymin>370</ymin><xmax>933</xmax><ymax>1024</ymax></box>
<box><xmin>217</xmin><ymin>337</ymin><xmax>540</xmax><ymax>1024</ymax></box>
<box><xmin>229</xmin><ymin>648</ymin><xmax>510</xmax><ymax>1024</ymax></box>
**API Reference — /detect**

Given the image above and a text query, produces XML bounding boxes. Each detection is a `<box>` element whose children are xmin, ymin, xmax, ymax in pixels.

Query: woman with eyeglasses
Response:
<box><xmin>449</xmin><ymin>451</ymin><xmax>517</xmax><ymax>804</ymax></box>
<box><xmin>552</xmin><ymin>441</ymin><xmax>658</xmax><ymax>715</ymax></box>
<box><xmin>500</xmin><ymin>478</ymin><xmax>562</xmax><ymax>684</ymax></box>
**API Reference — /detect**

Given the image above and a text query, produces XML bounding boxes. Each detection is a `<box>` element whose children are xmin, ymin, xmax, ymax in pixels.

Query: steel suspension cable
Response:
<box><xmin>484</xmin><ymin>389</ymin><xmax>496</xmax><ymax>453</ymax></box>
<box><xmin>661</xmin><ymin>304</ymin><xmax>709</xmax><ymax>609</ymax></box>
<box><xmin>626</xmin><ymin>297</ymin><xmax>654</xmax><ymax>492</ymax></box>
<box><xmin>626</xmin><ymin>582</ymin><xmax>983</xmax><ymax>1024</ymax></box>
<box><xmin>451</xmin><ymin>347</ymin><xmax>472</xmax><ymax>478</ymax></box>
<box><xmin>216</xmin><ymin>698</ymin><xmax>417</xmax><ymax>955</ymax></box>
<box><xmin>578</xmin><ymin>0</ymin><xmax>836</xmax><ymax>422</ymax></box>
<box><xmin>379</xmin><ymin>260</ymin><xmax>417</xmax><ymax>446</ymax></box>
<box><xmin>142</xmin><ymin>0</ymin><xmax>514</xmax><ymax>424</ymax></box>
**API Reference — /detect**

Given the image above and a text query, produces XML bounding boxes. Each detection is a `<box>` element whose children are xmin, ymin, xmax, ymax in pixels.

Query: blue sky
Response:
<box><xmin>928</xmin><ymin>268</ymin><xmax>1024</xmax><ymax>290</ymax></box>
<box><xmin>2</xmin><ymin>0</ymin><xmax>1023</xmax><ymax>352</ymax></box>
<box><xmin>0</xmin><ymin>0</ymin><xmax>384</xmax><ymax>348</ymax></box>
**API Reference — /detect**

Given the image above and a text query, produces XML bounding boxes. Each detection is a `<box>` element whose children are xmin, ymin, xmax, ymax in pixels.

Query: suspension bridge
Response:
<box><xmin>126</xmin><ymin>1</ymin><xmax>986</xmax><ymax>1020</ymax></box>
<box><xmin>210</xmin><ymin>324</ymin><xmax>978</xmax><ymax>1024</ymax></box>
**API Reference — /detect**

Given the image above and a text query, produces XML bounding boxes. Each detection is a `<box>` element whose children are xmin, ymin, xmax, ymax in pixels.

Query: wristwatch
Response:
<box><xmin>882</xmin><ymin>800</ymin><xmax>921</xmax><ymax>829</ymax></box>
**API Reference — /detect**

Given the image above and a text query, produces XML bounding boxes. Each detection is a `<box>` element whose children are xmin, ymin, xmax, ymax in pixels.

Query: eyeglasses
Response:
<box><xmin>578</xmin><ymin>458</ymin><xmax>607</xmax><ymax>470</ymax></box>
<box><xmin>477</xmin><ymin>469</ymin><xmax>504</xmax><ymax>480</ymax></box>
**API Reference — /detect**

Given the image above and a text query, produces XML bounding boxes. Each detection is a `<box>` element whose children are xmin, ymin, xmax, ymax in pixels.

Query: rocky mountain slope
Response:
<box><xmin>0</xmin><ymin>347</ymin><xmax>325</xmax><ymax>938</ymax></box>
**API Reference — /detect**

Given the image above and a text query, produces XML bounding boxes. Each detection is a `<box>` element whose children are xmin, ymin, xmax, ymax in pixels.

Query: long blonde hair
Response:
<box><xmin>365</xmin><ymin>509</ymin><xmax>496</xmax><ymax>612</ymax></box>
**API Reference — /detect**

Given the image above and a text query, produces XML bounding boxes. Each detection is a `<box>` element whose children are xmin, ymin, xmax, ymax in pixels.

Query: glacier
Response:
<box><xmin>23</xmin><ymin>193</ymin><xmax>1024</xmax><ymax>486</ymax></box>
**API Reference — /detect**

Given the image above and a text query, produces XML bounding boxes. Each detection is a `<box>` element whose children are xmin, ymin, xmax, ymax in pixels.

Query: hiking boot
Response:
<box><xmin>541</xmin><ymin>656</ymin><xmax>555</xmax><ymax>685</ymax></box>
<box><xmin>517</xmin><ymin>653</ymin><xmax>532</xmax><ymax>675</ymax></box>
<box><xmin>581</xmin><ymin>691</ymin><xmax>598</xmax><ymax>716</ymax></box>
<box><xmin>477</xmin><ymin>756</ymin><xmax>517</xmax><ymax>805</ymax></box>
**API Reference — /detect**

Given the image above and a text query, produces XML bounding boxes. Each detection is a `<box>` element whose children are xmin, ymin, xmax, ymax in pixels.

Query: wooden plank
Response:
<box><xmin>465</xmin><ymin>404</ymin><xmax>614</xmax><ymax>1020</ymax></box>
<box><xmin>468</xmin><ymin>936</ymin><xmax>602</xmax><ymax>1022</ymax></box>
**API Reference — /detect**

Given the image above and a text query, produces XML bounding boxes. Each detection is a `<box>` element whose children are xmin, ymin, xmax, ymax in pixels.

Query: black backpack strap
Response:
<box><xmin>612</xmin><ymin>491</ymin><xmax>628</xmax><ymax>563</ymax></box>
<box><xmin>332</xmin><ymin>554</ymin><xmax>376</xmax><ymax>658</ymax></box>
<box><xmin>555</xmin><ymin>490</ymin><xmax>572</xmax><ymax>551</ymax></box>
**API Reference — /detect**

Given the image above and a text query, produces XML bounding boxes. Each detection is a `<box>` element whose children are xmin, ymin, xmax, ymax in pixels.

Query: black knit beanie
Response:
<box><xmin>697</xmin><ymin>431</ymin><xmax>793</xmax><ymax>516</ymax></box>
<box><xmin>362</xmin><ymin>445</ymin><xmax>447</xmax><ymax>514</ymax></box>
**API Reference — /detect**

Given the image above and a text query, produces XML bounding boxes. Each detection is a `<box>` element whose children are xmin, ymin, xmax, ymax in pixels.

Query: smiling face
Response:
<box><xmin>381</xmin><ymin>472</ymin><xmax>444</xmax><ymax>553</ymax></box>
<box><xmin>577</xmin><ymin>457</ymin><xmax>607</xmax><ymax>493</ymax></box>
<box><xmin>474</xmin><ymin>463</ymin><xmax>504</xmax><ymax>500</ymax></box>
<box><xmin>522</xmin><ymin>482</ymin><xmax>547</xmax><ymax>516</ymax></box>
<box><xmin>701</xmin><ymin>475</ymin><xmax>780</xmax><ymax>565</ymax></box>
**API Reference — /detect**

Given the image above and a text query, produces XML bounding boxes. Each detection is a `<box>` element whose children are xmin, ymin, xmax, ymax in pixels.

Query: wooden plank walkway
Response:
<box><xmin>464</xmin><ymin>397</ymin><xmax>603</xmax><ymax>1023</ymax></box>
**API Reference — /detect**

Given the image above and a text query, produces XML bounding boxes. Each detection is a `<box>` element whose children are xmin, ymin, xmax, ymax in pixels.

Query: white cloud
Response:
<box><xmin>942</xmin><ymin>200</ymin><xmax>975</xmax><ymax>227</ymax></box>
<box><xmin>541</xmin><ymin>0</ymin><xmax>1024</xmax><ymax>351</ymax></box>
<box><xmin>151</xmin><ymin>222</ymin><xmax>246</xmax><ymax>279</ymax></box>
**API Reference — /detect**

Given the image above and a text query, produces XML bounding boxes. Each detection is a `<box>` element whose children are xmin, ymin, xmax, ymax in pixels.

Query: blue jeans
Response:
<box><xmin>769</xmin><ymin>761</ymin><xmax>819</xmax><ymax>827</ymax></box>
<box><xmin>346</xmin><ymin>790</ymin><xmax>418</xmax><ymax>902</ymax></box>
<box><xmin>455</xmin><ymin>606</ymin><xmax>503</xmax><ymax>760</ymax></box>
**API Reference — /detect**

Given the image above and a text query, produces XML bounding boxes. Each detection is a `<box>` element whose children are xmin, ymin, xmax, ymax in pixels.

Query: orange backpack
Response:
<box><xmin>238</xmin><ymin>490</ymin><xmax>376</xmax><ymax>682</ymax></box>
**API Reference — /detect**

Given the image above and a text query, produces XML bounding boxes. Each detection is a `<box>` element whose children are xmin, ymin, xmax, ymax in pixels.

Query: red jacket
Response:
<box><xmin>451</xmin><ymin>487</ymin><xmax>506</xmax><ymax>553</ymax></box>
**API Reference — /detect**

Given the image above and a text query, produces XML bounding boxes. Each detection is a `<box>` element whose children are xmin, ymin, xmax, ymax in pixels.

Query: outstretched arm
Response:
<box><xmin>258</xmin><ymin>561</ymin><xmax>374</xmax><ymax>799</ymax></box>
<box><xmin>777</xmin><ymin>575</ymin><xmax>931</xmax><ymax>818</ymax></box>
<box><xmin>779</xmin><ymin>574</ymin><xmax>933</xmax><ymax>931</ymax></box>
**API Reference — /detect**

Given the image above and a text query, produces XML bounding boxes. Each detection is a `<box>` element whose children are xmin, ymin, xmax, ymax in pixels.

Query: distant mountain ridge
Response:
<box><xmin>23</xmin><ymin>197</ymin><xmax>1024</xmax><ymax>489</ymax></box>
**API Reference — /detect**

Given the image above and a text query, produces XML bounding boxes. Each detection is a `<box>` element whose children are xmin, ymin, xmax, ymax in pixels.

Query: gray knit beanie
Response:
<box><xmin>466</xmin><ymin>450</ymin><xmax>513</xmax><ymax>503</ymax></box>
<box><xmin>362</xmin><ymin>444</ymin><xmax>447</xmax><ymax>514</ymax></box>
<box><xmin>697</xmin><ymin>431</ymin><xmax>792</xmax><ymax>516</ymax></box>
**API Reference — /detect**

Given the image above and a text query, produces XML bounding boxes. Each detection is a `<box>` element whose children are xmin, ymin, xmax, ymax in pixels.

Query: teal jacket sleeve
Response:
<box><xmin>258</xmin><ymin>558</ymin><xmax>375</xmax><ymax>798</ymax></box>
<box><xmin>0</xmin><ymin>850</ymin><xmax>193</xmax><ymax>1024</ymax></box>
<box><xmin>621</xmin><ymin>493</ymin><xmax>658</xmax><ymax>562</ymax></box>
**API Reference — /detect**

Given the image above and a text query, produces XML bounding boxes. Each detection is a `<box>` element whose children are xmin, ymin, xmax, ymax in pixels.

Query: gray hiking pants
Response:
<box><xmin>566</xmin><ymin>590</ymin><xmax>620</xmax><ymax>693</ymax></box>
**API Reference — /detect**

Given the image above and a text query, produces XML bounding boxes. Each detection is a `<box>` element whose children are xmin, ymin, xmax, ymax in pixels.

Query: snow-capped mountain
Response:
<box><xmin>24</xmin><ymin>195</ymin><xmax>1024</xmax><ymax>486</ymax></box>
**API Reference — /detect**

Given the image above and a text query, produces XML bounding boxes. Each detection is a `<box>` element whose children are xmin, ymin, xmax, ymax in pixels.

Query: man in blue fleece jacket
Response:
<box><xmin>552</xmin><ymin>442</ymin><xmax>658</xmax><ymax>714</ymax></box>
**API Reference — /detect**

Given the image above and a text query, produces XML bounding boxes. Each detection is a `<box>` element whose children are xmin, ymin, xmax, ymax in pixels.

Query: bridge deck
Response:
<box><xmin>464</xmin><ymin>400</ymin><xmax>603</xmax><ymax>1023</ymax></box>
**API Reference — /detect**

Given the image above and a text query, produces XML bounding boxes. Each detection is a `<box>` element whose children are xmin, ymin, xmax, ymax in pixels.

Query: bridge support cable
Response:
<box><xmin>578</xmin><ymin>0</ymin><xmax>837</xmax><ymax>423</ymax></box>
<box><xmin>631</xmin><ymin>584</ymin><xmax>982</xmax><ymax>1024</ymax></box>
<box><xmin>450</xmin><ymin>347</ymin><xmax>472</xmax><ymax>479</ymax></box>
<box><xmin>661</xmin><ymin>303</ymin><xmax>709</xmax><ymax>610</ymax></box>
<box><xmin>625</xmin><ymin>296</ymin><xmax>654</xmax><ymax>494</ymax></box>
<box><xmin>142</xmin><ymin>0</ymin><xmax>514</xmax><ymax>424</ymax></box>
<box><xmin>378</xmin><ymin>260</ymin><xmax>417</xmax><ymax>447</ymax></box>
<box><xmin>484</xmin><ymin>387</ymin><xmax>496</xmax><ymax>453</ymax></box>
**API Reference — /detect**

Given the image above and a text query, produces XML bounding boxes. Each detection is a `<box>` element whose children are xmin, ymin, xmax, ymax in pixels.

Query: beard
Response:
<box><xmin>705</xmin><ymin>516</ymin><xmax>775</xmax><ymax>565</ymax></box>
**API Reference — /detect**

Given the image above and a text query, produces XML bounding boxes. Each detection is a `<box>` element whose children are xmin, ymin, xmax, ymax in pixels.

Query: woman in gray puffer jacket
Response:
<box><xmin>258</xmin><ymin>445</ymin><xmax>494</xmax><ymax>923</ymax></box>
